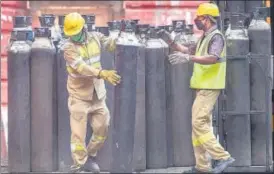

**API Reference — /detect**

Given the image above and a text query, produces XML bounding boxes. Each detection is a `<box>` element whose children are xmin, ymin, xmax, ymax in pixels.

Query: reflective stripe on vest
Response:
<box><xmin>190</xmin><ymin>29</ymin><xmax>226</xmax><ymax>89</ymax></box>
<box><xmin>66</xmin><ymin>37</ymin><xmax>101</xmax><ymax>78</ymax></box>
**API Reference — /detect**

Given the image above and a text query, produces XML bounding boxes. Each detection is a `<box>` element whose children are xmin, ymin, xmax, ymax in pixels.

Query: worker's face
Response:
<box><xmin>194</xmin><ymin>16</ymin><xmax>208</xmax><ymax>30</ymax></box>
<box><xmin>71</xmin><ymin>29</ymin><xmax>85</xmax><ymax>43</ymax></box>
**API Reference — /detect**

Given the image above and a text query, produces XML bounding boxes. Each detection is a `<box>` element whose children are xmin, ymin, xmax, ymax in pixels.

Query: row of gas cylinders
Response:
<box><xmin>7</xmin><ymin>7</ymin><xmax>273</xmax><ymax>173</ymax></box>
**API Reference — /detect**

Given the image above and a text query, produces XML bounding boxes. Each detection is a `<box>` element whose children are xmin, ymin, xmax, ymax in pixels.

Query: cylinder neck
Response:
<box><xmin>230</xmin><ymin>14</ymin><xmax>246</xmax><ymax>30</ymax></box>
<box><xmin>34</xmin><ymin>27</ymin><xmax>51</xmax><ymax>38</ymax></box>
<box><xmin>108</xmin><ymin>21</ymin><xmax>121</xmax><ymax>31</ymax></box>
<box><xmin>13</xmin><ymin>16</ymin><xmax>32</xmax><ymax>28</ymax></box>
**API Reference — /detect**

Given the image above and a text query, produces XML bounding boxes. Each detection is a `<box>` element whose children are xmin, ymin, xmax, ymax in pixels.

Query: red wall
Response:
<box><xmin>1</xmin><ymin>0</ymin><xmax>29</xmax><ymax>166</ymax></box>
<box><xmin>123</xmin><ymin>0</ymin><xmax>206</xmax><ymax>36</ymax></box>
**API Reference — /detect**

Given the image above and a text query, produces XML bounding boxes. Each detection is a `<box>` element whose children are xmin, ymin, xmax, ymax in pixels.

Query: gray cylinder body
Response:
<box><xmin>8</xmin><ymin>40</ymin><xmax>32</xmax><ymax>172</ymax></box>
<box><xmin>30</xmin><ymin>37</ymin><xmax>57</xmax><ymax>171</ymax></box>
<box><xmin>224</xmin><ymin>25</ymin><xmax>251</xmax><ymax>166</ymax></box>
<box><xmin>248</xmin><ymin>16</ymin><xmax>273</xmax><ymax>166</ymax></box>
<box><xmin>95</xmin><ymin>30</ymin><xmax>116</xmax><ymax>171</ymax></box>
<box><xmin>112</xmin><ymin>32</ymin><xmax>145</xmax><ymax>172</ymax></box>
<box><xmin>145</xmin><ymin>38</ymin><xmax>168</xmax><ymax>169</ymax></box>
<box><xmin>56</xmin><ymin>39</ymin><xmax>72</xmax><ymax>171</ymax></box>
<box><xmin>168</xmin><ymin>32</ymin><xmax>195</xmax><ymax>167</ymax></box>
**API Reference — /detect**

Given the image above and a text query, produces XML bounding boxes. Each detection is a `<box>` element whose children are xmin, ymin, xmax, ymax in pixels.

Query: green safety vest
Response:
<box><xmin>190</xmin><ymin>29</ymin><xmax>226</xmax><ymax>89</ymax></box>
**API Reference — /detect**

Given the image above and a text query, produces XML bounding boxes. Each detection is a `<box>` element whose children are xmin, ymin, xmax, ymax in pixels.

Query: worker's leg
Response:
<box><xmin>192</xmin><ymin>90</ymin><xmax>230</xmax><ymax>164</ymax></box>
<box><xmin>192</xmin><ymin>131</ymin><xmax>212</xmax><ymax>172</ymax></box>
<box><xmin>68</xmin><ymin>96</ymin><xmax>90</xmax><ymax>170</ymax></box>
<box><xmin>87</xmin><ymin>95</ymin><xmax>110</xmax><ymax>157</ymax></box>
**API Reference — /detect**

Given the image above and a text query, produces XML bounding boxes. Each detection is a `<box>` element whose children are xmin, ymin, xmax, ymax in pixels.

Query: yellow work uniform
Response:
<box><xmin>190</xmin><ymin>29</ymin><xmax>230</xmax><ymax>172</ymax></box>
<box><xmin>63</xmin><ymin>31</ymin><xmax>116</xmax><ymax>167</ymax></box>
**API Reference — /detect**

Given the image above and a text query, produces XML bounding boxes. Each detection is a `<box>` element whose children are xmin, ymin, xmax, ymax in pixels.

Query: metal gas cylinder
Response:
<box><xmin>7</xmin><ymin>16</ymin><xmax>33</xmax><ymax>173</ymax></box>
<box><xmin>94</xmin><ymin>21</ymin><xmax>119</xmax><ymax>171</ymax></box>
<box><xmin>166</xmin><ymin>21</ymin><xmax>195</xmax><ymax>167</ymax></box>
<box><xmin>56</xmin><ymin>15</ymin><xmax>71</xmax><ymax>171</ymax></box>
<box><xmin>224</xmin><ymin>14</ymin><xmax>251</xmax><ymax>167</ymax></box>
<box><xmin>248</xmin><ymin>7</ymin><xmax>273</xmax><ymax>168</ymax></box>
<box><xmin>30</xmin><ymin>25</ymin><xmax>57</xmax><ymax>172</ymax></box>
<box><xmin>112</xmin><ymin>20</ymin><xmax>146</xmax><ymax>172</ymax></box>
<box><xmin>144</xmin><ymin>27</ymin><xmax>169</xmax><ymax>169</ymax></box>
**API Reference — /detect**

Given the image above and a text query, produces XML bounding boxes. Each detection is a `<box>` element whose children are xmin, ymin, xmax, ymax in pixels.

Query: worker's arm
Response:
<box><xmin>94</xmin><ymin>32</ymin><xmax>117</xmax><ymax>52</ymax></box>
<box><xmin>63</xmin><ymin>42</ymin><xmax>100</xmax><ymax>77</ymax></box>
<box><xmin>190</xmin><ymin>33</ymin><xmax>224</xmax><ymax>65</ymax></box>
<box><xmin>171</xmin><ymin>43</ymin><xmax>190</xmax><ymax>54</ymax></box>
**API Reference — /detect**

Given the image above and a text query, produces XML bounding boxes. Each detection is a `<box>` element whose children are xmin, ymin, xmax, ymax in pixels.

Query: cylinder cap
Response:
<box><xmin>58</xmin><ymin>15</ymin><xmax>66</xmax><ymax>26</ymax></box>
<box><xmin>185</xmin><ymin>24</ymin><xmax>194</xmax><ymax>34</ymax></box>
<box><xmin>13</xmin><ymin>16</ymin><xmax>32</xmax><ymax>28</ymax></box>
<box><xmin>96</xmin><ymin>26</ymin><xmax>109</xmax><ymax>36</ymax></box>
<box><xmin>82</xmin><ymin>14</ymin><xmax>95</xmax><ymax>24</ymax></box>
<box><xmin>39</xmin><ymin>15</ymin><xmax>55</xmax><ymax>27</ymax></box>
<box><xmin>131</xmin><ymin>19</ymin><xmax>139</xmax><ymax>24</ymax></box>
<box><xmin>136</xmin><ymin>24</ymin><xmax>150</xmax><ymax>34</ymax></box>
<box><xmin>120</xmin><ymin>20</ymin><xmax>136</xmax><ymax>32</ymax></box>
<box><xmin>172</xmin><ymin>20</ymin><xmax>186</xmax><ymax>32</ymax></box>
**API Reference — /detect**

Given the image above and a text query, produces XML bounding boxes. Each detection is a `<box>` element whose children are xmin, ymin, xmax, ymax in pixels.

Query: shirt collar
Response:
<box><xmin>204</xmin><ymin>25</ymin><xmax>217</xmax><ymax>36</ymax></box>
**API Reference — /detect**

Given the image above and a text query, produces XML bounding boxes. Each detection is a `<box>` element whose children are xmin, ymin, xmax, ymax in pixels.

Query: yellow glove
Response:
<box><xmin>99</xmin><ymin>70</ymin><xmax>121</xmax><ymax>86</ymax></box>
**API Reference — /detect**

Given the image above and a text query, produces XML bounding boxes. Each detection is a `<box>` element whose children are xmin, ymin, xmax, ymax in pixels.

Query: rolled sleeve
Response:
<box><xmin>207</xmin><ymin>33</ymin><xmax>225</xmax><ymax>59</ymax></box>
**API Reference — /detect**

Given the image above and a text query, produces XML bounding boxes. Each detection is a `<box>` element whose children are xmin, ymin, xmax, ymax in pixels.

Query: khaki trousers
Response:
<box><xmin>68</xmin><ymin>92</ymin><xmax>110</xmax><ymax>166</ymax></box>
<box><xmin>192</xmin><ymin>89</ymin><xmax>230</xmax><ymax>172</ymax></box>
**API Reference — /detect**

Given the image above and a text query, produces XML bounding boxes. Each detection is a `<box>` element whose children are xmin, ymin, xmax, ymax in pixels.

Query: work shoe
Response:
<box><xmin>83</xmin><ymin>156</ymin><xmax>100</xmax><ymax>173</ymax></box>
<box><xmin>183</xmin><ymin>167</ymin><xmax>212</xmax><ymax>173</ymax></box>
<box><xmin>212</xmin><ymin>157</ymin><xmax>235</xmax><ymax>173</ymax></box>
<box><xmin>69</xmin><ymin>164</ymin><xmax>85</xmax><ymax>173</ymax></box>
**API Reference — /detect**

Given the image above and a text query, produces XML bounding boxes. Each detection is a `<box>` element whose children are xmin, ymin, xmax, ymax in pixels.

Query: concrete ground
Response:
<box><xmin>1</xmin><ymin>166</ymin><xmax>272</xmax><ymax>173</ymax></box>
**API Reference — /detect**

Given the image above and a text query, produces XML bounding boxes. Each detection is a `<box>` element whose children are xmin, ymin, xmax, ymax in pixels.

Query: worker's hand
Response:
<box><xmin>157</xmin><ymin>29</ymin><xmax>175</xmax><ymax>45</ymax></box>
<box><xmin>168</xmin><ymin>51</ymin><xmax>190</xmax><ymax>65</ymax></box>
<box><xmin>99</xmin><ymin>70</ymin><xmax>121</xmax><ymax>86</ymax></box>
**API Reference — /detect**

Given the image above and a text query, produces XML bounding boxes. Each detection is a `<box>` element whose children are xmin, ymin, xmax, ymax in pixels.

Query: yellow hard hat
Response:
<box><xmin>196</xmin><ymin>2</ymin><xmax>220</xmax><ymax>17</ymax></box>
<box><xmin>63</xmin><ymin>12</ymin><xmax>85</xmax><ymax>36</ymax></box>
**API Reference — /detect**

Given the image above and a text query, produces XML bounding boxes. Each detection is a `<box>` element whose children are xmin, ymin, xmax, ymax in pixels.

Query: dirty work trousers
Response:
<box><xmin>68</xmin><ymin>92</ymin><xmax>110</xmax><ymax>166</ymax></box>
<box><xmin>192</xmin><ymin>89</ymin><xmax>230</xmax><ymax>172</ymax></box>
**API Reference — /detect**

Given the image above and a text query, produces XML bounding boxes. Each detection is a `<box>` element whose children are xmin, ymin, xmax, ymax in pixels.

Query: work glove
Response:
<box><xmin>99</xmin><ymin>70</ymin><xmax>121</xmax><ymax>86</ymax></box>
<box><xmin>157</xmin><ymin>29</ymin><xmax>175</xmax><ymax>45</ymax></box>
<box><xmin>168</xmin><ymin>51</ymin><xmax>190</xmax><ymax>65</ymax></box>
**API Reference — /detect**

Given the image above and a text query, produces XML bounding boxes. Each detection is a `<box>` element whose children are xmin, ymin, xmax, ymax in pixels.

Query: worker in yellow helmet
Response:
<box><xmin>62</xmin><ymin>12</ymin><xmax>121</xmax><ymax>173</ymax></box>
<box><xmin>158</xmin><ymin>2</ymin><xmax>235</xmax><ymax>173</ymax></box>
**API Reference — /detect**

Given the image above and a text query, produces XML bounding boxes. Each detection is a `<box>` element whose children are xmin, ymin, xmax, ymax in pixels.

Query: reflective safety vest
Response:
<box><xmin>190</xmin><ymin>29</ymin><xmax>226</xmax><ymax>89</ymax></box>
<box><xmin>66</xmin><ymin>33</ymin><xmax>102</xmax><ymax>78</ymax></box>
<box><xmin>65</xmin><ymin>32</ymin><xmax>107</xmax><ymax>101</ymax></box>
